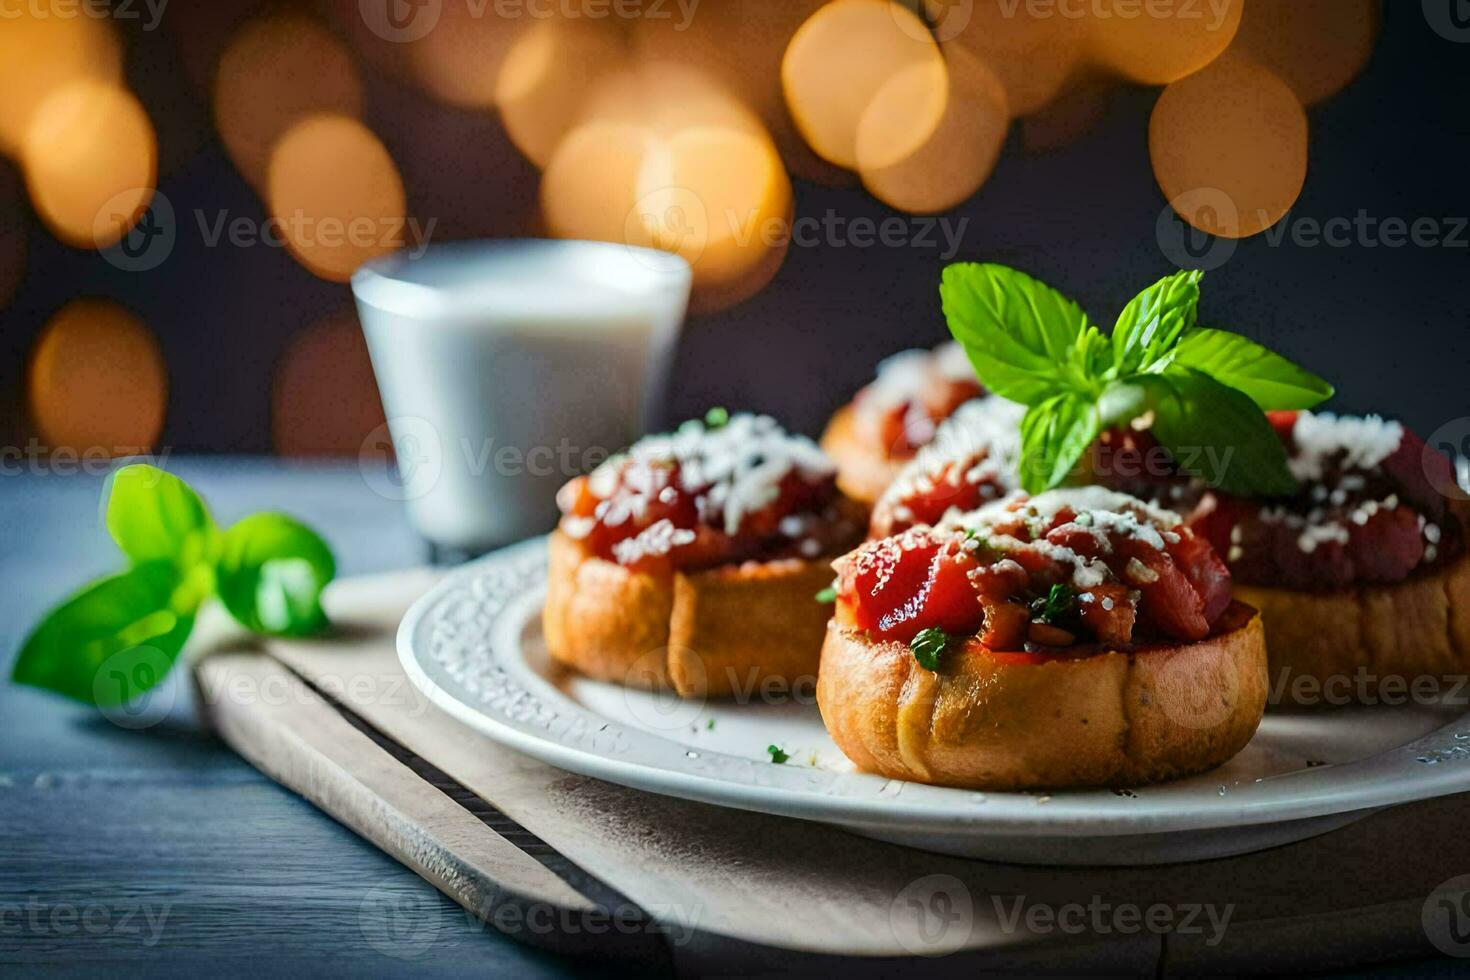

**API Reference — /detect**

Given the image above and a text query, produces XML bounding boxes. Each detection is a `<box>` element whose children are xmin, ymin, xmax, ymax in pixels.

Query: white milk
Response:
<box><xmin>352</xmin><ymin>240</ymin><xmax>691</xmax><ymax>556</ymax></box>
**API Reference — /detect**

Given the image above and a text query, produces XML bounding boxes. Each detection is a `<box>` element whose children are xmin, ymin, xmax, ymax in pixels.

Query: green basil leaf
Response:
<box><xmin>11</xmin><ymin>561</ymin><xmax>194</xmax><ymax>705</ymax></box>
<box><xmin>105</xmin><ymin>464</ymin><xmax>217</xmax><ymax>568</ymax></box>
<box><xmin>1019</xmin><ymin>392</ymin><xmax>1103</xmax><ymax>493</ymax></box>
<box><xmin>216</xmin><ymin>513</ymin><xmax>336</xmax><ymax>636</ymax></box>
<box><xmin>1143</xmin><ymin>368</ymin><xmax>1298</xmax><ymax>496</ymax></box>
<box><xmin>1168</xmin><ymin>327</ymin><xmax>1334</xmax><ymax>410</ymax></box>
<box><xmin>1112</xmin><ymin>269</ymin><xmax>1202</xmax><ymax>374</ymax></box>
<box><xmin>941</xmin><ymin>262</ymin><xmax>1095</xmax><ymax>404</ymax></box>
<box><xmin>910</xmin><ymin>627</ymin><xmax>951</xmax><ymax>672</ymax></box>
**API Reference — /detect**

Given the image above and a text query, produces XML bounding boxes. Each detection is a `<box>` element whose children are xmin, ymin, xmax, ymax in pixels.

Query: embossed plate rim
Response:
<box><xmin>399</xmin><ymin>537</ymin><xmax>1470</xmax><ymax>839</ymax></box>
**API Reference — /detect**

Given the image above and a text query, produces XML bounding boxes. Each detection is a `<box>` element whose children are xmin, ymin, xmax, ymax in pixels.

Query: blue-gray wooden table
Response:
<box><xmin>1</xmin><ymin>458</ymin><xmax>1463</xmax><ymax>978</ymax></box>
<box><xmin>0</xmin><ymin>458</ymin><xmax>591</xmax><ymax>978</ymax></box>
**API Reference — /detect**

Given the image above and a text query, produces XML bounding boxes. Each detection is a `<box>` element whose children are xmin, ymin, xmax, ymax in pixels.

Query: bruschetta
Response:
<box><xmin>818</xmin><ymin>488</ymin><xmax>1267</xmax><ymax>790</ymax></box>
<box><xmin>820</xmin><ymin>341</ymin><xmax>985</xmax><ymax>505</ymax></box>
<box><xmin>867</xmin><ymin>394</ymin><xmax>1026</xmax><ymax>538</ymax></box>
<box><xmin>545</xmin><ymin>412</ymin><xmax>865</xmax><ymax>699</ymax></box>
<box><xmin>1175</xmin><ymin>410</ymin><xmax>1470</xmax><ymax>700</ymax></box>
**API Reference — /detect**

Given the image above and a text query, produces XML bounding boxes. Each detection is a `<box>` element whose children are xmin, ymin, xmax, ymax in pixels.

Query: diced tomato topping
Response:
<box><xmin>1077</xmin><ymin>582</ymin><xmax>1135</xmax><ymax>647</ymax></box>
<box><xmin>871</xmin><ymin>379</ymin><xmax>985</xmax><ymax>458</ymax></box>
<box><xmin>1265</xmin><ymin>409</ymin><xmax>1300</xmax><ymax>443</ymax></box>
<box><xmin>839</xmin><ymin>493</ymin><xmax>1236</xmax><ymax>655</ymax></box>
<box><xmin>839</xmin><ymin>530</ymin><xmax>982</xmax><ymax>642</ymax></box>
<box><xmin>1118</xmin><ymin>536</ymin><xmax>1210</xmax><ymax>642</ymax></box>
<box><xmin>977</xmin><ymin>596</ymin><xmax>1028</xmax><ymax>650</ymax></box>
<box><xmin>1167</xmin><ymin>530</ymin><xmax>1232</xmax><ymax>626</ymax></box>
<box><xmin>561</xmin><ymin>457</ymin><xmax>856</xmax><ymax>574</ymax></box>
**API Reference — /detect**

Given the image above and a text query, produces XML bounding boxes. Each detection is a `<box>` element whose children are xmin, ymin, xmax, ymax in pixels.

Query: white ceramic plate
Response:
<box><xmin>400</xmin><ymin>538</ymin><xmax>1470</xmax><ymax>866</ymax></box>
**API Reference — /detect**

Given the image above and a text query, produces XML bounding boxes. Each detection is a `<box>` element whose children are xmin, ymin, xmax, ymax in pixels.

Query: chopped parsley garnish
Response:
<box><xmin>704</xmin><ymin>406</ymin><xmax>730</xmax><ymax>429</ymax></box>
<box><xmin>814</xmin><ymin>586</ymin><xmax>837</xmax><ymax>604</ymax></box>
<box><xmin>705</xmin><ymin>718</ymin><xmax>715</xmax><ymax>731</ymax></box>
<box><xmin>767</xmin><ymin>744</ymin><xmax>790</xmax><ymax>764</ymax></box>
<box><xmin>910</xmin><ymin>627</ymin><xmax>951</xmax><ymax>672</ymax></box>
<box><xmin>1029</xmin><ymin>583</ymin><xmax>1078</xmax><ymax>626</ymax></box>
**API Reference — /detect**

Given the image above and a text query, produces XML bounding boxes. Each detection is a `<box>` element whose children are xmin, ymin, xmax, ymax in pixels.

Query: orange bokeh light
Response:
<box><xmin>28</xmin><ymin>299</ymin><xmax>167</xmax><ymax>454</ymax></box>
<box><xmin>1231</xmin><ymin>0</ymin><xmax>1381</xmax><ymax>106</ymax></box>
<box><xmin>404</xmin><ymin>3</ymin><xmax>520</xmax><ymax>109</ymax></box>
<box><xmin>860</xmin><ymin>44</ymin><xmax>1010</xmax><ymax>214</ymax></box>
<box><xmin>636</xmin><ymin>0</ymin><xmax>838</xmax><ymax>183</ymax></box>
<box><xmin>782</xmin><ymin>0</ymin><xmax>947</xmax><ymax>169</ymax></box>
<box><xmin>542</xmin><ymin>120</ymin><xmax>655</xmax><ymax>245</ymax></box>
<box><xmin>632</xmin><ymin>125</ymin><xmax>793</xmax><ymax>301</ymax></box>
<box><xmin>215</xmin><ymin>12</ymin><xmax>365</xmax><ymax>190</ymax></box>
<box><xmin>944</xmin><ymin>0</ymin><xmax>1086</xmax><ymax>117</ymax></box>
<box><xmin>497</xmin><ymin>19</ymin><xmax>630</xmax><ymax>168</ymax></box>
<box><xmin>1150</xmin><ymin>53</ymin><xmax>1307</xmax><ymax>239</ymax></box>
<box><xmin>0</xmin><ymin>13</ymin><xmax>123</xmax><ymax>157</ymax></box>
<box><xmin>1087</xmin><ymin>0</ymin><xmax>1243</xmax><ymax>85</ymax></box>
<box><xmin>273</xmin><ymin>313</ymin><xmax>387</xmax><ymax>456</ymax></box>
<box><xmin>266</xmin><ymin>114</ymin><xmax>408</xmax><ymax>283</ymax></box>
<box><xmin>21</xmin><ymin>81</ymin><xmax>157</xmax><ymax>250</ymax></box>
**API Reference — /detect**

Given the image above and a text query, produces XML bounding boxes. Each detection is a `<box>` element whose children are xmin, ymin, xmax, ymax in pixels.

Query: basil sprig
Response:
<box><xmin>12</xmin><ymin>464</ymin><xmax>335</xmax><ymax>708</ymax></box>
<box><xmin>941</xmin><ymin>263</ymin><xmax>1334</xmax><ymax>495</ymax></box>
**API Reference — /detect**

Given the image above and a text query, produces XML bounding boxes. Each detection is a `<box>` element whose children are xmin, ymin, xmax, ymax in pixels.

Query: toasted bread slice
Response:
<box><xmin>816</xmin><ymin>601</ymin><xmax>1267</xmax><ymax>790</ymax></box>
<box><xmin>819</xmin><ymin>404</ymin><xmax>902</xmax><ymax>507</ymax></box>
<box><xmin>1235</xmin><ymin>546</ymin><xmax>1470</xmax><ymax>702</ymax></box>
<box><xmin>544</xmin><ymin>530</ymin><xmax>837</xmax><ymax>699</ymax></box>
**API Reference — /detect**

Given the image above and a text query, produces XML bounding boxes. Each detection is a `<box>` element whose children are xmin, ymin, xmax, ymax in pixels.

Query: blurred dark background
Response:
<box><xmin>0</xmin><ymin>0</ymin><xmax>1466</xmax><ymax>460</ymax></box>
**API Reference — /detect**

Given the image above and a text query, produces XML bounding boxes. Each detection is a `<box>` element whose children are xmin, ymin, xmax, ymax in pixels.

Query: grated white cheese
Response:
<box><xmin>594</xmin><ymin>413</ymin><xmax>834</xmax><ymax>536</ymax></box>
<box><xmin>860</xmin><ymin>341</ymin><xmax>975</xmax><ymax>412</ymax></box>
<box><xmin>876</xmin><ymin>396</ymin><xmax>1026</xmax><ymax>514</ymax></box>
<box><xmin>933</xmin><ymin>340</ymin><xmax>975</xmax><ymax>381</ymax></box>
<box><xmin>1296</xmin><ymin>522</ymin><xmax>1350</xmax><ymax>554</ymax></box>
<box><xmin>940</xmin><ymin>488</ymin><xmax>1179</xmax><ymax>590</ymax></box>
<box><xmin>1016</xmin><ymin>486</ymin><xmax>1183</xmax><ymax>534</ymax></box>
<box><xmin>611</xmin><ymin>519</ymin><xmax>697</xmax><ymax>565</ymax></box>
<box><xmin>1289</xmin><ymin>411</ymin><xmax>1405</xmax><ymax>482</ymax></box>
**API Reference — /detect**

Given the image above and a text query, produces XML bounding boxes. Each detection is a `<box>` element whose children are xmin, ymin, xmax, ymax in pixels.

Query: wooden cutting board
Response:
<box><xmin>192</xmin><ymin>569</ymin><xmax>1469</xmax><ymax>974</ymax></box>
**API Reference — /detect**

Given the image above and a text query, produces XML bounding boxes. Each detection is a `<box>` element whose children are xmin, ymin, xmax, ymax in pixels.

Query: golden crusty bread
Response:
<box><xmin>819</xmin><ymin>404</ymin><xmax>903</xmax><ymax>507</ymax></box>
<box><xmin>816</xmin><ymin>601</ymin><xmax>1267</xmax><ymax>790</ymax></box>
<box><xmin>544</xmin><ymin>530</ymin><xmax>837</xmax><ymax>699</ymax></box>
<box><xmin>1235</xmin><ymin>545</ymin><xmax>1470</xmax><ymax>701</ymax></box>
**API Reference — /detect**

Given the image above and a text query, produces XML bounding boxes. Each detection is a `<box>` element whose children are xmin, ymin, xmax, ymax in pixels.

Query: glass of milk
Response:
<box><xmin>351</xmin><ymin>239</ymin><xmax>692</xmax><ymax>560</ymax></box>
